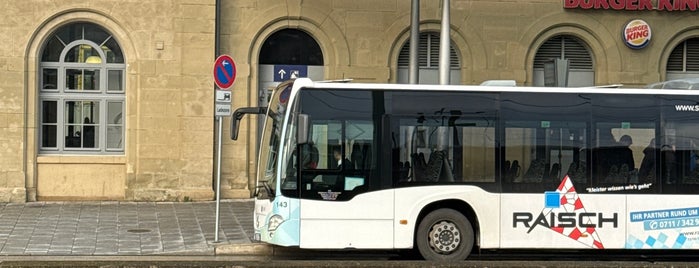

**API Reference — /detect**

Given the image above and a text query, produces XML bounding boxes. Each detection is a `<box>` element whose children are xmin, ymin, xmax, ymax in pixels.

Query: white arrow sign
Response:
<box><xmin>278</xmin><ymin>69</ymin><xmax>286</xmax><ymax>80</ymax></box>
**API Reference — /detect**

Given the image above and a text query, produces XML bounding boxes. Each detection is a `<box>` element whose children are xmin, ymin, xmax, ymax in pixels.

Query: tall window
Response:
<box><xmin>39</xmin><ymin>22</ymin><xmax>125</xmax><ymax>154</ymax></box>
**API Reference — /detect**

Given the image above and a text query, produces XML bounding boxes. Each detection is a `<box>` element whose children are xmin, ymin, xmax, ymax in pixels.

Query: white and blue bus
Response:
<box><xmin>231</xmin><ymin>78</ymin><xmax>699</xmax><ymax>261</ymax></box>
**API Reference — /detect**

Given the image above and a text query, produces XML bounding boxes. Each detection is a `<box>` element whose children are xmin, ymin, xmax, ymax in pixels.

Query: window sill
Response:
<box><xmin>37</xmin><ymin>155</ymin><xmax>126</xmax><ymax>164</ymax></box>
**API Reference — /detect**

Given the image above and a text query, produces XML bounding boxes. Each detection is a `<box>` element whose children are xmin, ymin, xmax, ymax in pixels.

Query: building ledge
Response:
<box><xmin>37</xmin><ymin>155</ymin><xmax>127</xmax><ymax>164</ymax></box>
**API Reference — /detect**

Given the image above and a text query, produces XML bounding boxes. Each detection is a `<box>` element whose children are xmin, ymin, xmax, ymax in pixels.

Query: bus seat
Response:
<box><xmin>411</xmin><ymin>153</ymin><xmax>427</xmax><ymax>181</ymax></box>
<box><xmin>566</xmin><ymin>161</ymin><xmax>587</xmax><ymax>183</ymax></box>
<box><xmin>423</xmin><ymin>150</ymin><xmax>446</xmax><ymax>182</ymax></box>
<box><xmin>439</xmin><ymin>154</ymin><xmax>454</xmax><ymax>182</ymax></box>
<box><xmin>504</xmin><ymin>160</ymin><xmax>521</xmax><ymax>182</ymax></box>
<box><xmin>392</xmin><ymin>150</ymin><xmax>401</xmax><ymax>183</ymax></box>
<box><xmin>503</xmin><ymin>160</ymin><xmax>511</xmax><ymax>182</ymax></box>
<box><xmin>300</xmin><ymin>143</ymin><xmax>319</xmax><ymax>169</ymax></box>
<box><xmin>605</xmin><ymin>165</ymin><xmax>620</xmax><ymax>183</ymax></box>
<box><xmin>351</xmin><ymin>143</ymin><xmax>362</xmax><ymax>169</ymax></box>
<box><xmin>549</xmin><ymin>163</ymin><xmax>560</xmax><ymax>181</ymax></box>
<box><xmin>522</xmin><ymin>159</ymin><xmax>546</xmax><ymax>183</ymax></box>
<box><xmin>566</xmin><ymin>162</ymin><xmax>577</xmax><ymax>178</ymax></box>
<box><xmin>542</xmin><ymin>163</ymin><xmax>551</xmax><ymax>182</ymax></box>
<box><xmin>402</xmin><ymin>161</ymin><xmax>411</xmax><ymax>181</ymax></box>
<box><xmin>510</xmin><ymin>160</ymin><xmax>521</xmax><ymax>182</ymax></box>
<box><xmin>363</xmin><ymin>143</ymin><xmax>372</xmax><ymax>171</ymax></box>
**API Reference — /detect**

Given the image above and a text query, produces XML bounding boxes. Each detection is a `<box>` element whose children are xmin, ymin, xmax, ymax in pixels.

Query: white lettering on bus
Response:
<box><xmin>675</xmin><ymin>104</ymin><xmax>699</xmax><ymax>112</ymax></box>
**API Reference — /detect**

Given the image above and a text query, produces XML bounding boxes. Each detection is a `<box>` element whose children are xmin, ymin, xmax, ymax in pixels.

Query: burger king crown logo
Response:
<box><xmin>623</xmin><ymin>19</ymin><xmax>651</xmax><ymax>49</ymax></box>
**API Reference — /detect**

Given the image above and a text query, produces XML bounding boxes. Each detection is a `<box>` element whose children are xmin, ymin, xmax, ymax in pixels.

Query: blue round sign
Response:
<box><xmin>213</xmin><ymin>55</ymin><xmax>236</xmax><ymax>89</ymax></box>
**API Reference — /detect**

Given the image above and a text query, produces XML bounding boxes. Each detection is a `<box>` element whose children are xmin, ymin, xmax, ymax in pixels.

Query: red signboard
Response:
<box><xmin>213</xmin><ymin>55</ymin><xmax>236</xmax><ymax>89</ymax></box>
<box><xmin>564</xmin><ymin>0</ymin><xmax>699</xmax><ymax>11</ymax></box>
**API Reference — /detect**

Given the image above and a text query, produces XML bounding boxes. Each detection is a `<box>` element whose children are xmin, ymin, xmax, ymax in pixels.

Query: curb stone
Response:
<box><xmin>215</xmin><ymin>243</ymin><xmax>273</xmax><ymax>256</ymax></box>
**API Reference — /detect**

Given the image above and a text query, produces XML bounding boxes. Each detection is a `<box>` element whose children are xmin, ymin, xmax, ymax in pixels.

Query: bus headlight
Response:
<box><xmin>268</xmin><ymin>214</ymin><xmax>284</xmax><ymax>237</ymax></box>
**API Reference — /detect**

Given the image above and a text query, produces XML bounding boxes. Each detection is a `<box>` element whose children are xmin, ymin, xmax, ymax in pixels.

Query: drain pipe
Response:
<box><xmin>439</xmin><ymin>0</ymin><xmax>450</xmax><ymax>85</ymax></box>
<box><xmin>409</xmin><ymin>0</ymin><xmax>419</xmax><ymax>84</ymax></box>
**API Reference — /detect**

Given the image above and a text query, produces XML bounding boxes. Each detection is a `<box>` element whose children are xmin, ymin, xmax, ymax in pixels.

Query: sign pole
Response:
<box><xmin>212</xmin><ymin>54</ymin><xmax>235</xmax><ymax>243</ymax></box>
<box><xmin>215</xmin><ymin>116</ymin><xmax>222</xmax><ymax>243</ymax></box>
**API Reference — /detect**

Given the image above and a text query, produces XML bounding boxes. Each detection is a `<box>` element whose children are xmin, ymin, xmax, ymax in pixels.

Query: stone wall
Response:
<box><xmin>1</xmin><ymin>0</ymin><xmax>217</xmax><ymax>202</ymax></box>
<box><xmin>0</xmin><ymin>0</ymin><xmax>697</xmax><ymax>201</ymax></box>
<box><xmin>219</xmin><ymin>0</ymin><xmax>699</xmax><ymax>197</ymax></box>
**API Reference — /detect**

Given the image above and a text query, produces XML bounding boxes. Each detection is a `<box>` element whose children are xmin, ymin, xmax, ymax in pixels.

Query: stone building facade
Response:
<box><xmin>0</xmin><ymin>0</ymin><xmax>697</xmax><ymax>202</ymax></box>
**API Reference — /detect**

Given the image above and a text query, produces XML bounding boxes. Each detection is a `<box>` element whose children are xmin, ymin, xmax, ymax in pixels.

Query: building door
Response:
<box><xmin>258</xmin><ymin>29</ymin><xmax>324</xmax><ymax>147</ymax></box>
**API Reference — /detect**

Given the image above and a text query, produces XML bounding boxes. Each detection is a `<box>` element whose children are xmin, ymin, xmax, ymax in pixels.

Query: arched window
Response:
<box><xmin>666</xmin><ymin>38</ymin><xmax>699</xmax><ymax>80</ymax></box>
<box><xmin>397</xmin><ymin>32</ymin><xmax>461</xmax><ymax>84</ymax></box>
<box><xmin>39</xmin><ymin>22</ymin><xmax>125</xmax><ymax>154</ymax></box>
<box><xmin>533</xmin><ymin>35</ymin><xmax>594</xmax><ymax>87</ymax></box>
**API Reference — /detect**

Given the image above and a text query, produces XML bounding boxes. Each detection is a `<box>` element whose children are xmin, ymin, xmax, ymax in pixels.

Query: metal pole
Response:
<box><xmin>214</xmin><ymin>0</ymin><xmax>222</xmax><ymax>243</ymax></box>
<box><xmin>215</xmin><ymin>117</ymin><xmax>222</xmax><ymax>242</ymax></box>
<box><xmin>439</xmin><ymin>0</ymin><xmax>451</xmax><ymax>85</ymax></box>
<box><xmin>409</xmin><ymin>0</ymin><xmax>420</xmax><ymax>84</ymax></box>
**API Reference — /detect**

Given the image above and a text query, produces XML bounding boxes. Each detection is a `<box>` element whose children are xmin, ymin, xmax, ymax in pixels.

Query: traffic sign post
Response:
<box><xmin>214</xmin><ymin>55</ymin><xmax>236</xmax><ymax>89</ymax></box>
<box><xmin>215</xmin><ymin>90</ymin><xmax>232</xmax><ymax>117</ymax></box>
<box><xmin>212</xmin><ymin>54</ymin><xmax>236</xmax><ymax>243</ymax></box>
<box><xmin>216</xmin><ymin>90</ymin><xmax>231</xmax><ymax>102</ymax></box>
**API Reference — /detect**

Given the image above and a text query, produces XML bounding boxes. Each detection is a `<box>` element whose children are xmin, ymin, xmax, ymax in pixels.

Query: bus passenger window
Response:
<box><xmin>502</xmin><ymin>92</ymin><xmax>591</xmax><ymax>193</ymax></box>
<box><xmin>592</xmin><ymin>124</ymin><xmax>654</xmax><ymax>185</ymax></box>
<box><xmin>392</xmin><ymin>116</ymin><xmax>495</xmax><ymax>184</ymax></box>
<box><xmin>661</xmin><ymin>121</ymin><xmax>699</xmax><ymax>186</ymax></box>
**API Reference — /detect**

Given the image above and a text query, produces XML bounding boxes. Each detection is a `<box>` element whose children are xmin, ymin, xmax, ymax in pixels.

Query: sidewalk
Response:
<box><xmin>0</xmin><ymin>199</ymin><xmax>259</xmax><ymax>256</ymax></box>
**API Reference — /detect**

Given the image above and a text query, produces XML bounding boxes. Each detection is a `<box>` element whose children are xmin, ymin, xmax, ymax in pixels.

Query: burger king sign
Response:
<box><xmin>623</xmin><ymin>19</ymin><xmax>651</xmax><ymax>49</ymax></box>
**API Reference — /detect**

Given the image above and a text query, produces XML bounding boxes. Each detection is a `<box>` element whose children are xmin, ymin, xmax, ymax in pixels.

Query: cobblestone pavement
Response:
<box><xmin>0</xmin><ymin>200</ymin><xmax>253</xmax><ymax>256</ymax></box>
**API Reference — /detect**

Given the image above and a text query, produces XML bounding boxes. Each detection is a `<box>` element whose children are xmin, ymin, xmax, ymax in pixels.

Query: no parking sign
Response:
<box><xmin>213</xmin><ymin>54</ymin><xmax>235</xmax><ymax>117</ymax></box>
<box><xmin>213</xmin><ymin>55</ymin><xmax>236</xmax><ymax>89</ymax></box>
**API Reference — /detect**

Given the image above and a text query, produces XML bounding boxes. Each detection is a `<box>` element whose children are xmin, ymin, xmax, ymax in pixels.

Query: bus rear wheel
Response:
<box><xmin>416</xmin><ymin>208</ymin><xmax>474</xmax><ymax>261</ymax></box>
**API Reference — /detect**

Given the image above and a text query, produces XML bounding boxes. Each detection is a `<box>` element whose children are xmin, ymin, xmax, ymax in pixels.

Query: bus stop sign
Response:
<box><xmin>213</xmin><ymin>55</ymin><xmax>236</xmax><ymax>89</ymax></box>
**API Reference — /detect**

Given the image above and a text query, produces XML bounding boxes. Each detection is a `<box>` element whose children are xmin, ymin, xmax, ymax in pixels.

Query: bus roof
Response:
<box><xmin>293</xmin><ymin>78</ymin><xmax>699</xmax><ymax>96</ymax></box>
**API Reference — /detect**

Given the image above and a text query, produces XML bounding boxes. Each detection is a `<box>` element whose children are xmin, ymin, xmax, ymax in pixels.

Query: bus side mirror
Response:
<box><xmin>230</xmin><ymin>107</ymin><xmax>266</xmax><ymax>140</ymax></box>
<box><xmin>297</xmin><ymin>114</ymin><xmax>310</xmax><ymax>144</ymax></box>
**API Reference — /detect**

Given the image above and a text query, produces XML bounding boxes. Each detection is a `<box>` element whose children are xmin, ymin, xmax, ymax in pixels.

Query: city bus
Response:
<box><xmin>231</xmin><ymin>78</ymin><xmax>699</xmax><ymax>261</ymax></box>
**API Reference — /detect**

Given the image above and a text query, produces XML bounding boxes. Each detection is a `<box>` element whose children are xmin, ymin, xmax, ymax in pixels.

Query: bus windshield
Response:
<box><xmin>256</xmin><ymin>81</ymin><xmax>295</xmax><ymax>199</ymax></box>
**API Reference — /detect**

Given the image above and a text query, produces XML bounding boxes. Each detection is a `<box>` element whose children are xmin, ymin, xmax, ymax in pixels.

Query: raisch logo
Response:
<box><xmin>512</xmin><ymin>176</ymin><xmax>618</xmax><ymax>249</ymax></box>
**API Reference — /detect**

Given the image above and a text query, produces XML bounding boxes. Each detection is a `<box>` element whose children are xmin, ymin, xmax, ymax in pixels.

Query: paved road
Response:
<box><xmin>0</xmin><ymin>200</ymin><xmax>253</xmax><ymax>256</ymax></box>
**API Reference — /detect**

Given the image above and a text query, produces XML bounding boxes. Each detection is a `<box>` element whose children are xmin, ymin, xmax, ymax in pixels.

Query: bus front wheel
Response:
<box><xmin>416</xmin><ymin>208</ymin><xmax>474</xmax><ymax>261</ymax></box>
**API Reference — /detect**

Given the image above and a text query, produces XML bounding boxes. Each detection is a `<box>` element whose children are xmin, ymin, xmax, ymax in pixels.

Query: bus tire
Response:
<box><xmin>416</xmin><ymin>208</ymin><xmax>474</xmax><ymax>261</ymax></box>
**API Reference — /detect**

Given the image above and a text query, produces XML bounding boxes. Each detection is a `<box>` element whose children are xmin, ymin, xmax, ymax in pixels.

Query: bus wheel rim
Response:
<box><xmin>428</xmin><ymin>220</ymin><xmax>461</xmax><ymax>254</ymax></box>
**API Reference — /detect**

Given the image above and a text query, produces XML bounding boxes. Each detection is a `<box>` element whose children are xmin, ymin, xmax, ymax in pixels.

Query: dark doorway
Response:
<box><xmin>259</xmin><ymin>29</ymin><xmax>323</xmax><ymax>65</ymax></box>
